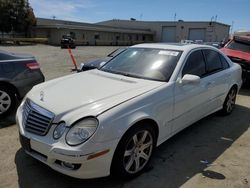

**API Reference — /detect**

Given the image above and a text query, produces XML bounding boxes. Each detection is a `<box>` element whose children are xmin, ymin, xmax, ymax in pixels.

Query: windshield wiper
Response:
<box><xmin>101</xmin><ymin>68</ymin><xmax>165</xmax><ymax>82</ymax></box>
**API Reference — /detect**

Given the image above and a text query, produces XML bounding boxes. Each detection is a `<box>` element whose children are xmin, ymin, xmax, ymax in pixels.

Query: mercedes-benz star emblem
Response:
<box><xmin>40</xmin><ymin>91</ymin><xmax>44</xmax><ymax>101</ymax></box>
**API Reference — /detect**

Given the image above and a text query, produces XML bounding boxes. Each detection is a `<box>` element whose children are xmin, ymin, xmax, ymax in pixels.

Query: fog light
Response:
<box><xmin>61</xmin><ymin>161</ymin><xmax>75</xmax><ymax>170</ymax></box>
<box><xmin>53</xmin><ymin>122</ymin><xmax>66</xmax><ymax>139</ymax></box>
<box><xmin>55</xmin><ymin>160</ymin><xmax>81</xmax><ymax>170</ymax></box>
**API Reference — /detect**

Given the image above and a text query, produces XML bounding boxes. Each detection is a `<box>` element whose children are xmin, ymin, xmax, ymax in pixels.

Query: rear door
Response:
<box><xmin>202</xmin><ymin>49</ymin><xmax>230</xmax><ymax>108</ymax></box>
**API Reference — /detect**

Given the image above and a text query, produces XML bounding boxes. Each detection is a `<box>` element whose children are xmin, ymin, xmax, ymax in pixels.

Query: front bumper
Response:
<box><xmin>16</xmin><ymin>105</ymin><xmax>119</xmax><ymax>179</ymax></box>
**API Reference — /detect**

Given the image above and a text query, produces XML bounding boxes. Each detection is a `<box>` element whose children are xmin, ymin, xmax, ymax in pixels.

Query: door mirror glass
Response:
<box><xmin>181</xmin><ymin>74</ymin><xmax>201</xmax><ymax>85</ymax></box>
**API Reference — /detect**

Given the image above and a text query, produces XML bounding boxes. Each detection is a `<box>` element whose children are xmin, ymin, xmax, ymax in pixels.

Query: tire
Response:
<box><xmin>111</xmin><ymin>124</ymin><xmax>156</xmax><ymax>179</ymax></box>
<box><xmin>0</xmin><ymin>85</ymin><xmax>16</xmax><ymax>117</ymax></box>
<box><xmin>220</xmin><ymin>86</ymin><xmax>237</xmax><ymax>115</ymax></box>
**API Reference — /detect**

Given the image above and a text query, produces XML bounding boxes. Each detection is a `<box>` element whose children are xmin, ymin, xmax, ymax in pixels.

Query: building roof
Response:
<box><xmin>36</xmin><ymin>18</ymin><xmax>154</xmax><ymax>35</ymax></box>
<box><xmin>97</xmin><ymin>19</ymin><xmax>230</xmax><ymax>27</ymax></box>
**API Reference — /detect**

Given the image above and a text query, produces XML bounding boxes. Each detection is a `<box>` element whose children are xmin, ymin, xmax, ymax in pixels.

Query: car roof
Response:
<box><xmin>131</xmin><ymin>43</ymin><xmax>213</xmax><ymax>52</ymax></box>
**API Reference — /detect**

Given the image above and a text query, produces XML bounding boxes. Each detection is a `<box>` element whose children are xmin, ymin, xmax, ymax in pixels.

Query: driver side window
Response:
<box><xmin>182</xmin><ymin>50</ymin><xmax>206</xmax><ymax>77</ymax></box>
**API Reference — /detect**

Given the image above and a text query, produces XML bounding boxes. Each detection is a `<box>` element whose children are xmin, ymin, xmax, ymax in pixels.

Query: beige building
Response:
<box><xmin>32</xmin><ymin>18</ymin><xmax>230</xmax><ymax>45</ymax></box>
<box><xmin>98</xmin><ymin>19</ymin><xmax>230</xmax><ymax>43</ymax></box>
<box><xmin>33</xmin><ymin>18</ymin><xmax>154</xmax><ymax>45</ymax></box>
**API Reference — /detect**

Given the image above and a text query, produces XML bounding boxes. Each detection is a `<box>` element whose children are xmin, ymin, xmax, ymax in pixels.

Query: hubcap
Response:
<box><xmin>123</xmin><ymin>130</ymin><xmax>153</xmax><ymax>174</ymax></box>
<box><xmin>0</xmin><ymin>90</ymin><xmax>11</xmax><ymax>115</ymax></box>
<box><xmin>226</xmin><ymin>89</ymin><xmax>236</xmax><ymax>113</ymax></box>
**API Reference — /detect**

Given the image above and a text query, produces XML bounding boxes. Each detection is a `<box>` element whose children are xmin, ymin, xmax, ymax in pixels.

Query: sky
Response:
<box><xmin>29</xmin><ymin>0</ymin><xmax>250</xmax><ymax>32</ymax></box>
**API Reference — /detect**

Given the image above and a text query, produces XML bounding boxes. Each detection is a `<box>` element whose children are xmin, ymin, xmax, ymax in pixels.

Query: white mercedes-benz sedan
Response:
<box><xmin>16</xmin><ymin>43</ymin><xmax>242</xmax><ymax>179</ymax></box>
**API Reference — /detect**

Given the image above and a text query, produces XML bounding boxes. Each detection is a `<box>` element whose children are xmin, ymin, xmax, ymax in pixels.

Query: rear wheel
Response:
<box><xmin>221</xmin><ymin>87</ymin><xmax>237</xmax><ymax>115</ymax></box>
<box><xmin>111</xmin><ymin>124</ymin><xmax>156</xmax><ymax>179</ymax></box>
<box><xmin>0</xmin><ymin>86</ymin><xmax>16</xmax><ymax>117</ymax></box>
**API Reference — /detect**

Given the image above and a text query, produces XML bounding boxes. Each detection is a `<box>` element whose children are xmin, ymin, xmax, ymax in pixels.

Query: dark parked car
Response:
<box><xmin>221</xmin><ymin>36</ymin><xmax>250</xmax><ymax>83</ymax></box>
<box><xmin>61</xmin><ymin>35</ymin><xmax>75</xmax><ymax>49</ymax></box>
<box><xmin>0</xmin><ymin>50</ymin><xmax>44</xmax><ymax>116</ymax></box>
<box><xmin>80</xmin><ymin>47</ymin><xmax>127</xmax><ymax>71</ymax></box>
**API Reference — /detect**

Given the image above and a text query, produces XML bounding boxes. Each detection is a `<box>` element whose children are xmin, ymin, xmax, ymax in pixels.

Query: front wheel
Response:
<box><xmin>111</xmin><ymin>124</ymin><xmax>156</xmax><ymax>179</ymax></box>
<box><xmin>220</xmin><ymin>87</ymin><xmax>237</xmax><ymax>115</ymax></box>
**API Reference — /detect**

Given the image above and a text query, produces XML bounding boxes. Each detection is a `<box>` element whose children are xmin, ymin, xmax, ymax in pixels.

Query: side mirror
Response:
<box><xmin>181</xmin><ymin>74</ymin><xmax>201</xmax><ymax>85</ymax></box>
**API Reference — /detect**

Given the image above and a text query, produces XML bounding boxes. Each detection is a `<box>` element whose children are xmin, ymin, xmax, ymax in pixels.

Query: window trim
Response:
<box><xmin>180</xmin><ymin>48</ymin><xmax>230</xmax><ymax>79</ymax></box>
<box><xmin>181</xmin><ymin>49</ymin><xmax>206</xmax><ymax>78</ymax></box>
<box><xmin>202</xmin><ymin>49</ymin><xmax>224</xmax><ymax>76</ymax></box>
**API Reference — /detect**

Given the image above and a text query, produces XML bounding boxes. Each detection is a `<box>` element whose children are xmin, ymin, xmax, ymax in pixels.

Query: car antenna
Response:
<box><xmin>68</xmin><ymin>47</ymin><xmax>80</xmax><ymax>72</ymax></box>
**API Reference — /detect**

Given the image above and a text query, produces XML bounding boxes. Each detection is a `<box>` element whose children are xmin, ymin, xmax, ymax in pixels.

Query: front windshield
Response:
<box><xmin>108</xmin><ymin>48</ymin><xmax>126</xmax><ymax>57</ymax></box>
<box><xmin>100</xmin><ymin>48</ymin><xmax>182</xmax><ymax>82</ymax></box>
<box><xmin>226</xmin><ymin>40</ymin><xmax>250</xmax><ymax>53</ymax></box>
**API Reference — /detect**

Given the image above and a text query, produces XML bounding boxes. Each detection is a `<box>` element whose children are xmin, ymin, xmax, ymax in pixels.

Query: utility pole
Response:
<box><xmin>230</xmin><ymin>21</ymin><xmax>234</xmax><ymax>35</ymax></box>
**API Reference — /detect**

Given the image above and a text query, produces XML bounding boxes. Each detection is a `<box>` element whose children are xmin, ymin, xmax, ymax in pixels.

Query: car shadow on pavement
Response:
<box><xmin>0</xmin><ymin>111</ymin><xmax>17</xmax><ymax>128</ymax></box>
<box><xmin>0</xmin><ymin>100</ymin><xmax>20</xmax><ymax>128</ymax></box>
<box><xmin>15</xmin><ymin>104</ymin><xmax>250</xmax><ymax>188</ymax></box>
<box><xmin>239</xmin><ymin>87</ymin><xmax>250</xmax><ymax>96</ymax></box>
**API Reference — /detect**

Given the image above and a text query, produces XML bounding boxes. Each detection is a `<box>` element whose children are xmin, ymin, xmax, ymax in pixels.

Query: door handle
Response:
<box><xmin>206</xmin><ymin>81</ymin><xmax>215</xmax><ymax>88</ymax></box>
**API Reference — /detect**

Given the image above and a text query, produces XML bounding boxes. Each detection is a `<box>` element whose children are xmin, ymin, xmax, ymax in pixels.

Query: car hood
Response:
<box><xmin>221</xmin><ymin>48</ymin><xmax>250</xmax><ymax>61</ymax></box>
<box><xmin>27</xmin><ymin>69</ymin><xmax>164</xmax><ymax>122</ymax></box>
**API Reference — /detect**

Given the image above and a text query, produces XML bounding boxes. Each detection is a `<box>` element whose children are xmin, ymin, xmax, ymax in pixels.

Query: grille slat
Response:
<box><xmin>32</xmin><ymin>110</ymin><xmax>51</xmax><ymax>120</ymax></box>
<box><xmin>23</xmin><ymin>99</ymin><xmax>54</xmax><ymax>136</ymax></box>
<box><xmin>28</xmin><ymin>114</ymin><xmax>50</xmax><ymax>124</ymax></box>
<box><xmin>25</xmin><ymin>127</ymin><xmax>47</xmax><ymax>135</ymax></box>
<box><xmin>26</xmin><ymin>123</ymin><xmax>47</xmax><ymax>132</ymax></box>
<box><xmin>28</xmin><ymin>115</ymin><xmax>50</xmax><ymax>125</ymax></box>
<box><xmin>26</xmin><ymin>119</ymin><xmax>49</xmax><ymax>129</ymax></box>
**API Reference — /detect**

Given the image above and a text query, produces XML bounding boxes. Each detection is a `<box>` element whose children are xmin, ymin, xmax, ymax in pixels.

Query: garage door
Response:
<box><xmin>162</xmin><ymin>27</ymin><xmax>176</xmax><ymax>42</ymax></box>
<box><xmin>188</xmin><ymin>28</ymin><xmax>206</xmax><ymax>41</ymax></box>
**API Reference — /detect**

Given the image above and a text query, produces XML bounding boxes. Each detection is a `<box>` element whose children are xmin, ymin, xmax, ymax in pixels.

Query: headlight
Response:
<box><xmin>53</xmin><ymin>122</ymin><xmax>67</xmax><ymax>139</ymax></box>
<box><xmin>66</xmin><ymin>117</ymin><xmax>98</xmax><ymax>146</ymax></box>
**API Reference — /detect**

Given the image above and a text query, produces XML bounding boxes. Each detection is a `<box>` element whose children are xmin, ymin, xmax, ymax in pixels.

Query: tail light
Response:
<box><xmin>26</xmin><ymin>61</ymin><xmax>40</xmax><ymax>70</ymax></box>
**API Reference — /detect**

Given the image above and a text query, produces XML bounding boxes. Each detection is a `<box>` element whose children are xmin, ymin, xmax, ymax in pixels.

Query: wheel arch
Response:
<box><xmin>0</xmin><ymin>81</ymin><xmax>19</xmax><ymax>98</ymax></box>
<box><xmin>110</xmin><ymin>117</ymin><xmax>159</xmax><ymax>176</ymax></box>
<box><xmin>129</xmin><ymin>118</ymin><xmax>159</xmax><ymax>143</ymax></box>
<box><xmin>231</xmin><ymin>84</ymin><xmax>238</xmax><ymax>92</ymax></box>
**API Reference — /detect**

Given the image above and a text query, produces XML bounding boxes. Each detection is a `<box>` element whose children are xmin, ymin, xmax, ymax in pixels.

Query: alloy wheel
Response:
<box><xmin>0</xmin><ymin>90</ymin><xmax>11</xmax><ymax>115</ymax></box>
<box><xmin>123</xmin><ymin>130</ymin><xmax>153</xmax><ymax>174</ymax></box>
<box><xmin>226</xmin><ymin>89</ymin><xmax>236</xmax><ymax>113</ymax></box>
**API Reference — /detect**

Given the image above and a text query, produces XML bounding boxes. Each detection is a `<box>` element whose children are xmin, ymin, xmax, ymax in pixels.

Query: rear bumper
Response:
<box><xmin>12</xmin><ymin>70</ymin><xmax>45</xmax><ymax>98</ymax></box>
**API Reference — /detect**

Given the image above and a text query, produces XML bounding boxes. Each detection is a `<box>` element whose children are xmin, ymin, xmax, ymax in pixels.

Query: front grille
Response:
<box><xmin>23</xmin><ymin>99</ymin><xmax>55</xmax><ymax>136</ymax></box>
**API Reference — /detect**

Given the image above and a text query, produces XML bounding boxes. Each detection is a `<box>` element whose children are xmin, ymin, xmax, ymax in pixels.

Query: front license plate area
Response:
<box><xmin>19</xmin><ymin>134</ymin><xmax>31</xmax><ymax>152</ymax></box>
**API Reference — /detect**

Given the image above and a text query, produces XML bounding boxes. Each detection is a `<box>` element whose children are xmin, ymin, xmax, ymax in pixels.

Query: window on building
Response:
<box><xmin>70</xmin><ymin>32</ymin><xmax>76</xmax><ymax>39</ymax></box>
<box><xmin>136</xmin><ymin>34</ymin><xmax>139</xmax><ymax>41</ymax></box>
<box><xmin>94</xmin><ymin>34</ymin><xmax>100</xmax><ymax>40</ymax></box>
<box><xmin>82</xmin><ymin>33</ymin><xmax>85</xmax><ymax>40</ymax></box>
<box><xmin>142</xmin><ymin>35</ymin><xmax>146</xmax><ymax>41</ymax></box>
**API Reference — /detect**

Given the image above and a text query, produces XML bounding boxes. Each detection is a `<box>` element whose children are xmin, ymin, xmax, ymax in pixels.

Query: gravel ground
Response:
<box><xmin>0</xmin><ymin>44</ymin><xmax>250</xmax><ymax>188</ymax></box>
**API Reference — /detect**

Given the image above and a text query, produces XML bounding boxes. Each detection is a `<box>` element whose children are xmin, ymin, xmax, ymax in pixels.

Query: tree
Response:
<box><xmin>0</xmin><ymin>0</ymin><xmax>12</xmax><ymax>36</ymax></box>
<box><xmin>0</xmin><ymin>0</ymin><xmax>36</xmax><ymax>37</ymax></box>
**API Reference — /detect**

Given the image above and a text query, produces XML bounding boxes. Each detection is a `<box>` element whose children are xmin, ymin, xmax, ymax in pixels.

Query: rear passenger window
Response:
<box><xmin>182</xmin><ymin>50</ymin><xmax>206</xmax><ymax>77</ymax></box>
<box><xmin>219</xmin><ymin>54</ymin><xmax>230</xmax><ymax>69</ymax></box>
<box><xmin>203</xmin><ymin>50</ymin><xmax>223</xmax><ymax>73</ymax></box>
